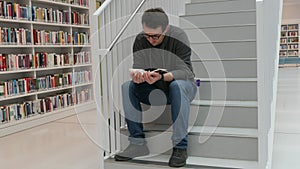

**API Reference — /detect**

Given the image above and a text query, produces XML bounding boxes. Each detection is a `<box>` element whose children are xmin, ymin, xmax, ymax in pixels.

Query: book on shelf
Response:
<box><xmin>71</xmin><ymin>0</ymin><xmax>89</xmax><ymax>6</ymax></box>
<box><xmin>0</xmin><ymin>52</ymin><xmax>91</xmax><ymax>71</ymax></box>
<box><xmin>74</xmin><ymin>70</ymin><xmax>91</xmax><ymax>84</ymax></box>
<box><xmin>33</xmin><ymin>29</ymin><xmax>72</xmax><ymax>45</ymax></box>
<box><xmin>36</xmin><ymin>72</ymin><xmax>74</xmax><ymax>91</ymax></box>
<box><xmin>0</xmin><ymin>27</ymin><xmax>31</xmax><ymax>45</ymax></box>
<box><xmin>72</xmin><ymin>32</ymin><xmax>89</xmax><ymax>45</ymax></box>
<box><xmin>1</xmin><ymin>88</ymin><xmax>92</xmax><ymax>124</ymax></box>
<box><xmin>0</xmin><ymin>106</ymin><xmax>8</xmax><ymax>122</ymax></box>
<box><xmin>77</xmin><ymin>89</ymin><xmax>91</xmax><ymax>104</ymax></box>
<box><xmin>0</xmin><ymin>100</ymin><xmax>37</xmax><ymax>123</ymax></box>
<box><xmin>0</xmin><ymin>2</ymin><xmax>90</xmax><ymax>25</ymax></box>
<box><xmin>31</xmin><ymin>6</ymin><xmax>69</xmax><ymax>24</ymax></box>
<box><xmin>0</xmin><ymin>77</ymin><xmax>37</xmax><ymax>97</ymax></box>
<box><xmin>0</xmin><ymin>1</ymin><xmax>3</xmax><ymax>17</ymax></box>
<box><xmin>74</xmin><ymin>51</ymin><xmax>90</xmax><ymax>65</ymax></box>
<box><xmin>288</xmin><ymin>24</ymin><xmax>298</xmax><ymax>30</ymax></box>
<box><xmin>280</xmin><ymin>24</ymin><xmax>300</xmax><ymax>58</ymax></box>
<box><xmin>0</xmin><ymin>53</ymin><xmax>7</xmax><ymax>71</ymax></box>
<box><xmin>6</xmin><ymin>2</ymin><xmax>12</xmax><ymax>19</ymax></box>
<box><xmin>71</xmin><ymin>11</ymin><xmax>89</xmax><ymax>25</ymax></box>
<box><xmin>0</xmin><ymin>1</ymin><xmax>30</xmax><ymax>20</ymax></box>
<box><xmin>0</xmin><ymin>54</ymin><xmax>35</xmax><ymax>71</ymax></box>
<box><xmin>0</xmin><ymin>81</ymin><xmax>5</xmax><ymax>96</ymax></box>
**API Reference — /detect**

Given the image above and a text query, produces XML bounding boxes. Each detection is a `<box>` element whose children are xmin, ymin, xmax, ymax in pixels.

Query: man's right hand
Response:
<box><xmin>131</xmin><ymin>71</ymin><xmax>145</xmax><ymax>84</ymax></box>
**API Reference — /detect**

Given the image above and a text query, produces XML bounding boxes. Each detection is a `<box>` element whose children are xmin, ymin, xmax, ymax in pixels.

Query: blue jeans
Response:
<box><xmin>122</xmin><ymin>80</ymin><xmax>197</xmax><ymax>149</ymax></box>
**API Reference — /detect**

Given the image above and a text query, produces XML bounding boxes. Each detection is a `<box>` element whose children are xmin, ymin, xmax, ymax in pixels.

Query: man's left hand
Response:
<box><xmin>144</xmin><ymin>71</ymin><xmax>161</xmax><ymax>84</ymax></box>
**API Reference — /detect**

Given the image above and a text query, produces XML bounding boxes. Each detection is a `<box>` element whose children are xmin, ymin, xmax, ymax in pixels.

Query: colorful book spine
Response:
<box><xmin>1</xmin><ymin>88</ymin><xmax>91</xmax><ymax>124</ymax></box>
<box><xmin>71</xmin><ymin>0</ymin><xmax>89</xmax><ymax>7</ymax></box>
<box><xmin>73</xmin><ymin>51</ymin><xmax>90</xmax><ymax>65</ymax></box>
<box><xmin>33</xmin><ymin>29</ymin><xmax>71</xmax><ymax>45</ymax></box>
<box><xmin>72</xmin><ymin>32</ymin><xmax>89</xmax><ymax>45</ymax></box>
<box><xmin>0</xmin><ymin>54</ymin><xmax>34</xmax><ymax>71</ymax></box>
<box><xmin>0</xmin><ymin>27</ymin><xmax>31</xmax><ymax>45</ymax></box>
<box><xmin>31</xmin><ymin>6</ymin><xmax>69</xmax><ymax>24</ymax></box>
<box><xmin>71</xmin><ymin>11</ymin><xmax>89</xmax><ymax>25</ymax></box>
<box><xmin>0</xmin><ymin>1</ymin><xmax>30</xmax><ymax>20</ymax></box>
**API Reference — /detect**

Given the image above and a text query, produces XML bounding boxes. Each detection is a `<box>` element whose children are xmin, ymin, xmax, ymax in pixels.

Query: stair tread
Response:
<box><xmin>179</xmin><ymin>11</ymin><xmax>256</xmax><ymax>29</ymax></box>
<box><xmin>189</xmin><ymin>0</ymin><xmax>253</xmax><ymax>5</ymax></box>
<box><xmin>143</xmin><ymin>124</ymin><xmax>258</xmax><ymax>138</ymax></box>
<box><xmin>181</xmin><ymin>9</ymin><xmax>256</xmax><ymax>17</ymax></box>
<box><xmin>183</xmin><ymin>24</ymin><xmax>256</xmax><ymax>30</ymax></box>
<box><xmin>191</xmin><ymin>40</ymin><xmax>257</xmax><ymax>45</ymax></box>
<box><xmin>182</xmin><ymin>23</ymin><xmax>256</xmax><ymax>29</ymax></box>
<box><xmin>106</xmin><ymin>154</ymin><xmax>258</xmax><ymax>169</ymax></box>
<box><xmin>191</xmin><ymin>100</ymin><xmax>258</xmax><ymax>107</ymax></box>
<box><xmin>186</xmin><ymin>0</ymin><xmax>255</xmax><ymax>15</ymax></box>
<box><xmin>196</xmin><ymin>78</ymin><xmax>257</xmax><ymax>82</ymax></box>
<box><xmin>192</xmin><ymin>58</ymin><xmax>257</xmax><ymax>62</ymax></box>
<box><xmin>190</xmin><ymin>0</ymin><xmax>241</xmax><ymax>4</ymax></box>
<box><xmin>190</xmin><ymin>39</ymin><xmax>256</xmax><ymax>44</ymax></box>
<box><xmin>190</xmin><ymin>126</ymin><xmax>258</xmax><ymax>137</ymax></box>
<box><xmin>141</xmin><ymin>154</ymin><xmax>258</xmax><ymax>169</ymax></box>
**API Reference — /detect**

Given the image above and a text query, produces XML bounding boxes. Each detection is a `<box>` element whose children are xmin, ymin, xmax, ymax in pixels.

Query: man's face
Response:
<box><xmin>142</xmin><ymin>23</ymin><xmax>167</xmax><ymax>46</ymax></box>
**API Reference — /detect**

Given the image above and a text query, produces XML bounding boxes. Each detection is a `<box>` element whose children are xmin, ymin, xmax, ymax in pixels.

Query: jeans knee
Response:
<box><xmin>122</xmin><ymin>81</ymin><xmax>133</xmax><ymax>93</ymax></box>
<box><xmin>169</xmin><ymin>80</ymin><xmax>196</xmax><ymax>101</ymax></box>
<box><xmin>169</xmin><ymin>80</ymin><xmax>188</xmax><ymax>93</ymax></box>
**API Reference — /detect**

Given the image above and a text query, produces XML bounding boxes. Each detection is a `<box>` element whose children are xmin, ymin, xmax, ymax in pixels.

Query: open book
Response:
<box><xmin>129</xmin><ymin>68</ymin><xmax>168</xmax><ymax>75</ymax></box>
<box><xmin>129</xmin><ymin>68</ymin><xmax>170</xmax><ymax>90</ymax></box>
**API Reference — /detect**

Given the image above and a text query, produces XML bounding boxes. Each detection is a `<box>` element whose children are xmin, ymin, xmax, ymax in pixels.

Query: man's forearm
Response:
<box><xmin>162</xmin><ymin>72</ymin><xmax>174</xmax><ymax>82</ymax></box>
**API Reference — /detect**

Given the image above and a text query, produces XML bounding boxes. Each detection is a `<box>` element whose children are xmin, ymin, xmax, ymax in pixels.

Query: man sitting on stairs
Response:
<box><xmin>115</xmin><ymin>8</ymin><xmax>197</xmax><ymax>168</ymax></box>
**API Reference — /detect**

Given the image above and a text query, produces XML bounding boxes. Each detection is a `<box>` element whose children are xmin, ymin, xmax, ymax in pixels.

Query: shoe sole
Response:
<box><xmin>168</xmin><ymin>162</ymin><xmax>186</xmax><ymax>168</ymax></box>
<box><xmin>114</xmin><ymin>155</ymin><xmax>132</xmax><ymax>161</ymax></box>
<box><xmin>114</xmin><ymin>151</ymin><xmax>150</xmax><ymax>161</ymax></box>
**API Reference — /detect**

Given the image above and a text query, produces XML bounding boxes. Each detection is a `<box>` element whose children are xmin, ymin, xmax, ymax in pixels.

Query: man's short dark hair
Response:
<box><xmin>142</xmin><ymin>8</ymin><xmax>169</xmax><ymax>31</ymax></box>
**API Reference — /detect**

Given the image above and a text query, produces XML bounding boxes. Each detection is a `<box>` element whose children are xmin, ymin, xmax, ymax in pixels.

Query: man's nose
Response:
<box><xmin>148</xmin><ymin>38</ymin><xmax>155</xmax><ymax>44</ymax></box>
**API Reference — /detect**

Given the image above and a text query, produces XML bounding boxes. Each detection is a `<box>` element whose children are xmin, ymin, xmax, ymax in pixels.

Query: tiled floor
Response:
<box><xmin>0</xmin><ymin>110</ymin><xmax>102</xmax><ymax>169</ymax></box>
<box><xmin>0</xmin><ymin>67</ymin><xmax>300</xmax><ymax>169</ymax></box>
<box><xmin>272</xmin><ymin>67</ymin><xmax>300</xmax><ymax>169</ymax></box>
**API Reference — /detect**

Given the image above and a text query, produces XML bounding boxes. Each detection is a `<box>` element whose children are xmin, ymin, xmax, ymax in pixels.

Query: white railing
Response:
<box><xmin>95</xmin><ymin>0</ymin><xmax>147</xmax><ymax>56</ymax></box>
<box><xmin>94</xmin><ymin>0</ymin><xmax>114</xmax><ymax>16</ymax></box>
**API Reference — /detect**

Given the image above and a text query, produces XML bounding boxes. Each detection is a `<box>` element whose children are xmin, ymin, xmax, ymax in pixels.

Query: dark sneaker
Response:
<box><xmin>168</xmin><ymin>148</ymin><xmax>188</xmax><ymax>167</ymax></box>
<box><xmin>114</xmin><ymin>144</ymin><xmax>150</xmax><ymax>161</ymax></box>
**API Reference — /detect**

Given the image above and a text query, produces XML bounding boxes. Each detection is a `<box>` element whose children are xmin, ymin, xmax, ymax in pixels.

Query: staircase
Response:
<box><xmin>92</xmin><ymin>0</ymin><xmax>282</xmax><ymax>169</ymax></box>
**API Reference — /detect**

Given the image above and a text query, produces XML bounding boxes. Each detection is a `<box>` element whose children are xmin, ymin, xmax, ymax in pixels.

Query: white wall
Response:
<box><xmin>257</xmin><ymin>0</ymin><xmax>283</xmax><ymax>168</ymax></box>
<box><xmin>282</xmin><ymin>3</ymin><xmax>300</xmax><ymax>23</ymax></box>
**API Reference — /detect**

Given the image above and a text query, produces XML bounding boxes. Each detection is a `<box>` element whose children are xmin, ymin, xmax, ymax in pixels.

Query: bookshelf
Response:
<box><xmin>280</xmin><ymin>24</ymin><xmax>299</xmax><ymax>57</ymax></box>
<box><xmin>0</xmin><ymin>0</ymin><xmax>95</xmax><ymax>137</ymax></box>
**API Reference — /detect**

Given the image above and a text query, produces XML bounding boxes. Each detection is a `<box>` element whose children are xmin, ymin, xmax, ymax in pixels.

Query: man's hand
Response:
<box><xmin>144</xmin><ymin>71</ymin><xmax>161</xmax><ymax>84</ymax></box>
<box><xmin>131</xmin><ymin>71</ymin><xmax>145</xmax><ymax>84</ymax></box>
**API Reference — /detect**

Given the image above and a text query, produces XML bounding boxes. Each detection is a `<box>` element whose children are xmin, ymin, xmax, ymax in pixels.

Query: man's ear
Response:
<box><xmin>164</xmin><ymin>25</ymin><xmax>170</xmax><ymax>33</ymax></box>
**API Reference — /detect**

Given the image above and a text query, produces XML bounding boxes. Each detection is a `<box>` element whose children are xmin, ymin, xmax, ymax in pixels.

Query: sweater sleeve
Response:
<box><xmin>132</xmin><ymin>35</ymin><xmax>146</xmax><ymax>69</ymax></box>
<box><xmin>170</xmin><ymin>32</ymin><xmax>195</xmax><ymax>81</ymax></box>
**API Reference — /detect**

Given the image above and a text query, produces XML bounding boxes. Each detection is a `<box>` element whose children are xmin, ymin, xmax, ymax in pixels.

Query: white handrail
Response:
<box><xmin>106</xmin><ymin>0</ymin><xmax>146</xmax><ymax>53</ymax></box>
<box><xmin>93</xmin><ymin>0</ymin><xmax>113</xmax><ymax>16</ymax></box>
<box><xmin>93</xmin><ymin>0</ymin><xmax>147</xmax><ymax>56</ymax></box>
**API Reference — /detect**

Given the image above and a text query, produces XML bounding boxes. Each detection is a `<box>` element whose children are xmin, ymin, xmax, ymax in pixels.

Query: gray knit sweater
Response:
<box><xmin>132</xmin><ymin>25</ymin><xmax>194</xmax><ymax>81</ymax></box>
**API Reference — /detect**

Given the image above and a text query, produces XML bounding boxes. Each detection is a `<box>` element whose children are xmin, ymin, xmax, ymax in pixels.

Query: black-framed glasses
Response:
<box><xmin>142</xmin><ymin>33</ymin><xmax>162</xmax><ymax>40</ymax></box>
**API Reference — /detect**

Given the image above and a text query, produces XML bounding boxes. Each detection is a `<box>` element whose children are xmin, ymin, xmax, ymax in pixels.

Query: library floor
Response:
<box><xmin>1</xmin><ymin>67</ymin><xmax>300</xmax><ymax>169</ymax></box>
<box><xmin>272</xmin><ymin>67</ymin><xmax>300</xmax><ymax>169</ymax></box>
<box><xmin>0</xmin><ymin>109</ymin><xmax>102</xmax><ymax>169</ymax></box>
